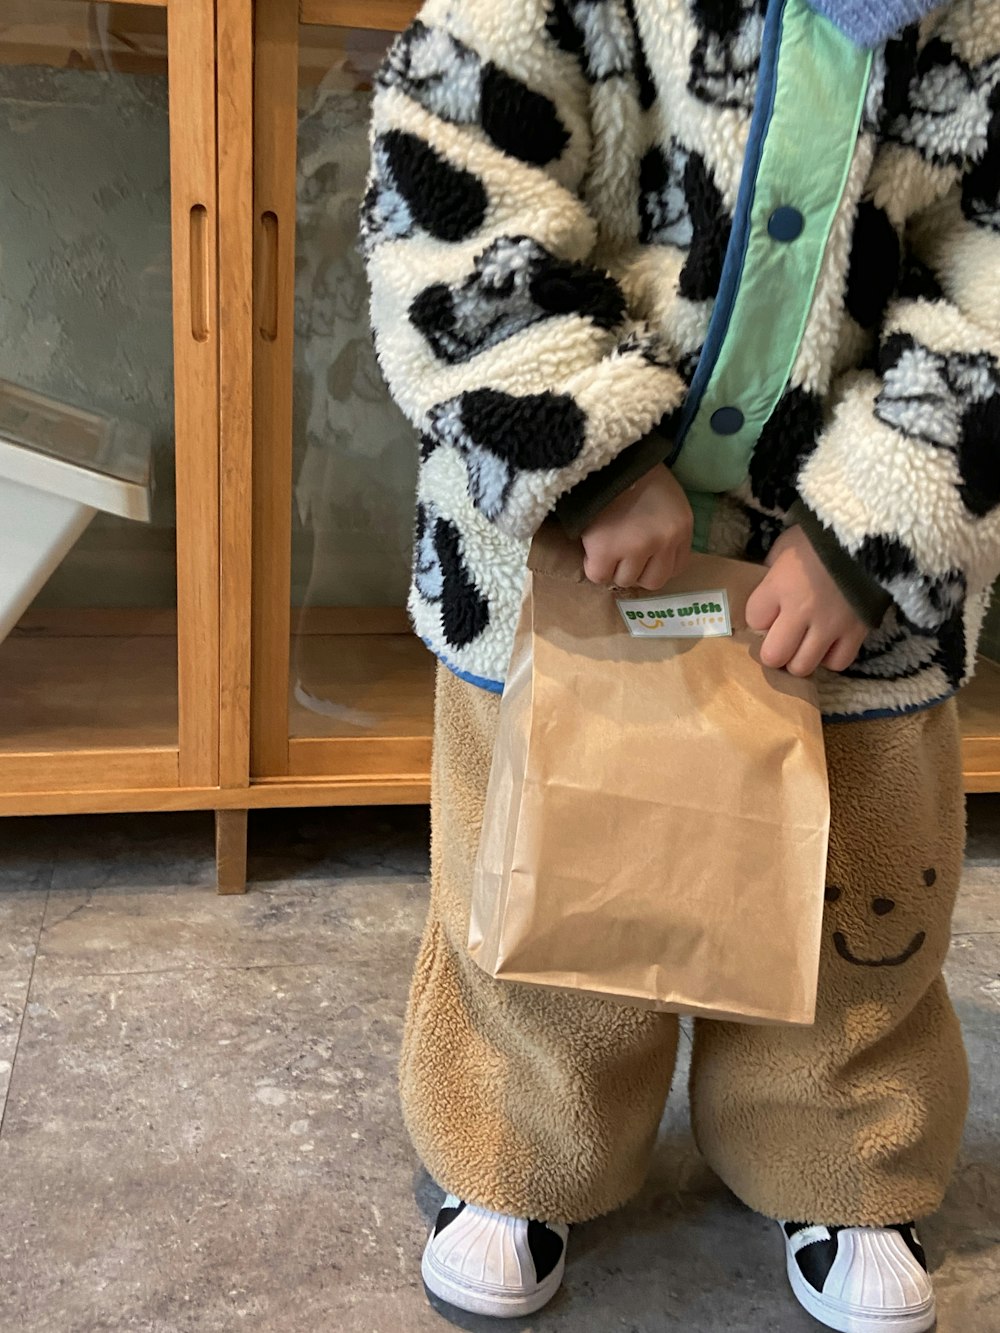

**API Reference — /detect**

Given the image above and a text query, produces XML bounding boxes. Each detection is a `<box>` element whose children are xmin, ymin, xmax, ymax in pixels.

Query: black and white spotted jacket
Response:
<box><xmin>362</xmin><ymin>0</ymin><xmax>1000</xmax><ymax>719</ymax></box>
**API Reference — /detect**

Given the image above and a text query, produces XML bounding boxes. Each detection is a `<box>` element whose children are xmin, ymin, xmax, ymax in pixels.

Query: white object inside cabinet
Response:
<box><xmin>0</xmin><ymin>379</ymin><xmax>152</xmax><ymax>645</ymax></box>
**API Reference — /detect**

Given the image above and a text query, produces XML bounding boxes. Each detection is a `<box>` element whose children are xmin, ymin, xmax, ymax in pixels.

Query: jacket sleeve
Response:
<box><xmin>360</xmin><ymin>0</ymin><xmax>684</xmax><ymax>542</ymax></box>
<box><xmin>793</xmin><ymin>9</ymin><xmax>1000</xmax><ymax>636</ymax></box>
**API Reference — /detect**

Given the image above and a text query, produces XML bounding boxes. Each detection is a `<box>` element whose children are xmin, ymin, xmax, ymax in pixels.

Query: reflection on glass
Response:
<box><xmin>0</xmin><ymin>3</ymin><xmax>176</xmax><ymax>754</ymax></box>
<box><xmin>292</xmin><ymin>26</ymin><xmax>416</xmax><ymax>612</ymax></box>
<box><xmin>0</xmin><ymin>378</ymin><xmax>152</xmax><ymax>488</ymax></box>
<box><xmin>0</xmin><ymin>1</ymin><xmax>174</xmax><ymax>611</ymax></box>
<box><xmin>291</xmin><ymin>26</ymin><xmax>420</xmax><ymax>726</ymax></box>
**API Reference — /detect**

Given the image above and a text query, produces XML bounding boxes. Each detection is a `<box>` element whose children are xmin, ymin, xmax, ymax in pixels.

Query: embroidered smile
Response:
<box><xmin>832</xmin><ymin>931</ymin><xmax>927</xmax><ymax>968</ymax></box>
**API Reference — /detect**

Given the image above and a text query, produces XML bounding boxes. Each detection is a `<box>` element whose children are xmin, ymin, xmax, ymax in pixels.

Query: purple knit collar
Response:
<box><xmin>803</xmin><ymin>0</ymin><xmax>943</xmax><ymax>47</ymax></box>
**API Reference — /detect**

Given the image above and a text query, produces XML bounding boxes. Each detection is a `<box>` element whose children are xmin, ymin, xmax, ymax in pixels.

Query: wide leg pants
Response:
<box><xmin>399</xmin><ymin>665</ymin><xmax>968</xmax><ymax>1226</ymax></box>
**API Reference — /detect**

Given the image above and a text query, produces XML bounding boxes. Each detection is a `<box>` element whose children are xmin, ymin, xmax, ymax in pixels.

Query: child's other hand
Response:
<box><xmin>746</xmin><ymin>524</ymin><xmax>869</xmax><ymax>677</ymax></box>
<box><xmin>581</xmin><ymin>466</ymin><xmax>693</xmax><ymax>590</ymax></box>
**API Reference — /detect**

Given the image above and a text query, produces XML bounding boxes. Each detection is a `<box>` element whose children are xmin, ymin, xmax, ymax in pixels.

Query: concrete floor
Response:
<box><xmin>0</xmin><ymin>801</ymin><xmax>998</xmax><ymax>1333</ymax></box>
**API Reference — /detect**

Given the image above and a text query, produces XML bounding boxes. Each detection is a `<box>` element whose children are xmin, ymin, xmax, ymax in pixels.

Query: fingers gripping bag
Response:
<box><xmin>468</xmin><ymin>523</ymin><xmax>831</xmax><ymax>1026</ymax></box>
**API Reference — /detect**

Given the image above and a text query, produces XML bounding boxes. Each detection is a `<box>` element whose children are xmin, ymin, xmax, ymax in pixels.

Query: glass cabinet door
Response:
<box><xmin>0</xmin><ymin>0</ymin><xmax>218</xmax><ymax>801</ymax></box>
<box><xmin>252</xmin><ymin>0</ymin><xmax>433</xmax><ymax>787</ymax></box>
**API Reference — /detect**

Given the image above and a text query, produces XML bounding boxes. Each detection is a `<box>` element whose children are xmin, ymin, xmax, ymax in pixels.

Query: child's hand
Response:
<box><xmin>746</xmin><ymin>524</ymin><xmax>869</xmax><ymax>677</ymax></box>
<box><xmin>581</xmin><ymin>466</ymin><xmax>693</xmax><ymax>590</ymax></box>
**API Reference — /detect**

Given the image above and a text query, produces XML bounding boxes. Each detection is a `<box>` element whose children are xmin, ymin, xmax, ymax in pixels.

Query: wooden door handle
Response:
<box><xmin>258</xmin><ymin>211</ymin><xmax>279</xmax><ymax>342</ymax></box>
<box><xmin>189</xmin><ymin>203</ymin><xmax>210</xmax><ymax>343</ymax></box>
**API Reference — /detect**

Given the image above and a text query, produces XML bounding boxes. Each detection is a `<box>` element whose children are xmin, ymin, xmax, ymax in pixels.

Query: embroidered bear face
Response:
<box><xmin>824</xmin><ymin>867</ymin><xmax>937</xmax><ymax>968</ymax></box>
<box><xmin>408</xmin><ymin>236</ymin><xmax>626</xmax><ymax>366</ymax></box>
<box><xmin>875</xmin><ymin>336</ymin><xmax>1000</xmax><ymax>521</ymax></box>
<box><xmin>422</xmin><ymin>388</ymin><xmax>587</xmax><ymax>525</ymax></box>
<box><xmin>688</xmin><ymin>0</ymin><xmax>768</xmax><ymax>111</ymax></box>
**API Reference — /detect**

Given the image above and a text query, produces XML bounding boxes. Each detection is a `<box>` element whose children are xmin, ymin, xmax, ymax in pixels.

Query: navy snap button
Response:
<box><xmin>710</xmin><ymin>406</ymin><xmax>744</xmax><ymax>435</ymax></box>
<box><xmin>768</xmin><ymin>206</ymin><xmax>804</xmax><ymax>241</ymax></box>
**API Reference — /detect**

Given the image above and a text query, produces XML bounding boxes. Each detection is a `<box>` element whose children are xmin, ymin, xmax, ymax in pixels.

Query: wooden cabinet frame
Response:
<box><xmin>0</xmin><ymin>0</ymin><xmax>220</xmax><ymax>809</ymax></box>
<box><xmin>1</xmin><ymin>0</ymin><xmax>998</xmax><ymax>895</ymax></box>
<box><xmin>244</xmin><ymin>0</ymin><xmax>431</xmax><ymax>806</ymax></box>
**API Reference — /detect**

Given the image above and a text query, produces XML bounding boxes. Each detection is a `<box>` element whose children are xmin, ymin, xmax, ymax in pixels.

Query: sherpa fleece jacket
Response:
<box><xmin>361</xmin><ymin>0</ymin><xmax>1000</xmax><ymax>720</ymax></box>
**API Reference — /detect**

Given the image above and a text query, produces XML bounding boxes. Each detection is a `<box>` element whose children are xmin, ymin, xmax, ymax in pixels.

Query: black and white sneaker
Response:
<box><xmin>421</xmin><ymin>1194</ymin><xmax>568</xmax><ymax>1318</ymax></box>
<box><xmin>782</xmin><ymin>1221</ymin><xmax>935</xmax><ymax>1333</ymax></box>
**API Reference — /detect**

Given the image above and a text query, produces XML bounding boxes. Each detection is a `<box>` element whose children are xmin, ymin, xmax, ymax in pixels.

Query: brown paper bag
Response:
<box><xmin>468</xmin><ymin>524</ymin><xmax>831</xmax><ymax>1026</ymax></box>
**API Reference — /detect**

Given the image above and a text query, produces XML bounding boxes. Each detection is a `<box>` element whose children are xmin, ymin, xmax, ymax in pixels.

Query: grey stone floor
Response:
<box><xmin>0</xmin><ymin>800</ymin><xmax>997</xmax><ymax>1333</ymax></box>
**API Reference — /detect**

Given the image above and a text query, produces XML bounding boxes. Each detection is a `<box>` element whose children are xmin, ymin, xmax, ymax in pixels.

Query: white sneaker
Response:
<box><xmin>421</xmin><ymin>1194</ymin><xmax>568</xmax><ymax>1318</ymax></box>
<box><xmin>782</xmin><ymin>1221</ymin><xmax>936</xmax><ymax>1333</ymax></box>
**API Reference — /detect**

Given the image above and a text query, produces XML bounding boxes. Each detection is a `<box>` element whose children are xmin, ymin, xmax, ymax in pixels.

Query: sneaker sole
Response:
<box><xmin>421</xmin><ymin>1241</ymin><xmax>565</xmax><ymax>1319</ymax></box>
<box><xmin>786</xmin><ymin>1244</ymin><xmax>936</xmax><ymax>1333</ymax></box>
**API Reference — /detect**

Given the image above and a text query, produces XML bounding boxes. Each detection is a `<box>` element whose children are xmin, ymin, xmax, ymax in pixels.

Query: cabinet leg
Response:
<box><xmin>215</xmin><ymin>809</ymin><xmax>249</xmax><ymax>894</ymax></box>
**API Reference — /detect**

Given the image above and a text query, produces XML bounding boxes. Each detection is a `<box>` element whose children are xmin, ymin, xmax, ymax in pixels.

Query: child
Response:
<box><xmin>361</xmin><ymin>1</ymin><xmax>1000</xmax><ymax>1328</ymax></box>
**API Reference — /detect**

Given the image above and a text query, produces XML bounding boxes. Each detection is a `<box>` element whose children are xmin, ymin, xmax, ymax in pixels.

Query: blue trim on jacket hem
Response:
<box><xmin>423</xmin><ymin>638</ymin><xmax>504</xmax><ymax>694</ymax></box>
<box><xmin>668</xmin><ymin>0</ymin><xmax>786</xmax><ymax>468</ymax></box>
<box><xmin>821</xmin><ymin>692</ymin><xmax>955</xmax><ymax>724</ymax></box>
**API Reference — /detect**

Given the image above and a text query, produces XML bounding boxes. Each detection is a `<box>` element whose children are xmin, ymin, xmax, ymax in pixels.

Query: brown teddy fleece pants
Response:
<box><xmin>399</xmin><ymin>664</ymin><xmax>969</xmax><ymax>1227</ymax></box>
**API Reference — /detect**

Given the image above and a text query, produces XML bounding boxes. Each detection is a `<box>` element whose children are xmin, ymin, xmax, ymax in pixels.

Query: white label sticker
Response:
<box><xmin>616</xmin><ymin>588</ymin><xmax>732</xmax><ymax>639</ymax></box>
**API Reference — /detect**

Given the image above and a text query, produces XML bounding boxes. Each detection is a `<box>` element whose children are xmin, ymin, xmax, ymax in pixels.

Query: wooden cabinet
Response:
<box><xmin>1</xmin><ymin>0</ymin><xmax>998</xmax><ymax>892</ymax></box>
<box><xmin>0</xmin><ymin>0</ymin><xmax>219</xmax><ymax>805</ymax></box>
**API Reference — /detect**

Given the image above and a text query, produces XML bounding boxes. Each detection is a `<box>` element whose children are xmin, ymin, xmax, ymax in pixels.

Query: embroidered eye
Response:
<box><xmin>923</xmin><ymin>868</ymin><xmax>937</xmax><ymax>887</ymax></box>
<box><xmin>825</xmin><ymin>884</ymin><xmax>842</xmax><ymax>903</ymax></box>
